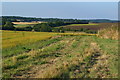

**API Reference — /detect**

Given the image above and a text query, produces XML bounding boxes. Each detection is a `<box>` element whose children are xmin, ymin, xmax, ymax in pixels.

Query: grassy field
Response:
<box><xmin>2</xmin><ymin>30</ymin><xmax>118</xmax><ymax>78</ymax></box>
<box><xmin>2</xmin><ymin>30</ymin><xmax>56</xmax><ymax>49</ymax></box>
<box><xmin>12</xmin><ymin>22</ymin><xmax>40</xmax><ymax>25</ymax></box>
<box><xmin>13</xmin><ymin>22</ymin><xmax>42</xmax><ymax>28</ymax></box>
<box><xmin>2</xmin><ymin>30</ymin><xmax>57</xmax><ymax>57</ymax></box>
<box><xmin>14</xmin><ymin>24</ymin><xmax>30</xmax><ymax>28</ymax></box>
<box><xmin>2</xmin><ymin>30</ymin><xmax>97</xmax><ymax>49</ymax></box>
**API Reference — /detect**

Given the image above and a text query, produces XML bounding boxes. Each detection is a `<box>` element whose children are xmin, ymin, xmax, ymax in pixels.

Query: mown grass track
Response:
<box><xmin>2</xmin><ymin>34</ymin><xmax>118</xmax><ymax>78</ymax></box>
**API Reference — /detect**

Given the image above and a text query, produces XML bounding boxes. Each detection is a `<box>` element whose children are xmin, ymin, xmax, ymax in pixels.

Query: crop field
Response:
<box><xmin>2</xmin><ymin>31</ymin><xmax>95</xmax><ymax>57</ymax></box>
<box><xmin>14</xmin><ymin>24</ymin><xmax>30</xmax><ymax>28</ymax></box>
<box><xmin>13</xmin><ymin>22</ymin><xmax>44</xmax><ymax>28</ymax></box>
<box><xmin>12</xmin><ymin>22</ymin><xmax>41</xmax><ymax>25</ymax></box>
<box><xmin>61</xmin><ymin>23</ymin><xmax>118</xmax><ymax>31</ymax></box>
<box><xmin>1</xmin><ymin>30</ymin><xmax>57</xmax><ymax>57</ymax></box>
<box><xmin>2</xmin><ymin>30</ymin><xmax>118</xmax><ymax>78</ymax></box>
<box><xmin>65</xmin><ymin>23</ymin><xmax>99</xmax><ymax>26</ymax></box>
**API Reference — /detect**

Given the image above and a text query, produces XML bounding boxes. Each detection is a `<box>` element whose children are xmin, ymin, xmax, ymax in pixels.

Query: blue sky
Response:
<box><xmin>2</xmin><ymin>2</ymin><xmax>118</xmax><ymax>20</ymax></box>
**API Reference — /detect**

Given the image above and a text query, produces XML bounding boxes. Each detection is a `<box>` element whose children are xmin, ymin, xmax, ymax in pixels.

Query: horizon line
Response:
<box><xmin>1</xmin><ymin>15</ymin><xmax>118</xmax><ymax>21</ymax></box>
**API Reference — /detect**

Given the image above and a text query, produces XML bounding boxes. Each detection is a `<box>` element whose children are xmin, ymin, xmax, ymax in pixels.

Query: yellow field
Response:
<box><xmin>2</xmin><ymin>30</ymin><xmax>56</xmax><ymax>49</ymax></box>
<box><xmin>12</xmin><ymin>22</ymin><xmax>42</xmax><ymax>25</ymax></box>
<box><xmin>57</xmin><ymin>32</ymin><xmax>98</xmax><ymax>36</ymax></box>
<box><xmin>1</xmin><ymin>30</ymin><xmax>98</xmax><ymax>49</ymax></box>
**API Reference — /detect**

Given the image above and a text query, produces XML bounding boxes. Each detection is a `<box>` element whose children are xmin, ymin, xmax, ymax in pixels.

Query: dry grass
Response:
<box><xmin>2</xmin><ymin>30</ymin><xmax>56</xmax><ymax>49</ymax></box>
<box><xmin>57</xmin><ymin>32</ymin><xmax>97</xmax><ymax>36</ymax></box>
<box><xmin>12</xmin><ymin>22</ymin><xmax>40</xmax><ymax>25</ymax></box>
<box><xmin>98</xmin><ymin>24</ymin><xmax>118</xmax><ymax>40</ymax></box>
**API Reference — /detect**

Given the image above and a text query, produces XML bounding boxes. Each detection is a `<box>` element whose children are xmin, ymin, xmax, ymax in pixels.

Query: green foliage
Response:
<box><xmin>3</xmin><ymin>21</ymin><xmax>15</xmax><ymax>30</ymax></box>
<box><xmin>2</xmin><ymin>18</ymin><xmax>7</xmax><ymax>25</ymax></box>
<box><xmin>33</xmin><ymin>23</ymin><xmax>52</xmax><ymax>32</ymax></box>
<box><xmin>40</xmin><ymin>23</ymin><xmax>52</xmax><ymax>32</ymax></box>
<box><xmin>14</xmin><ymin>24</ymin><xmax>29</xmax><ymax>28</ymax></box>
<box><xmin>52</xmin><ymin>27</ymin><xmax>65</xmax><ymax>33</ymax></box>
<box><xmin>15</xmin><ymin>26</ymin><xmax>33</xmax><ymax>31</ymax></box>
<box><xmin>2</xmin><ymin>16</ymin><xmax>90</xmax><ymax>23</ymax></box>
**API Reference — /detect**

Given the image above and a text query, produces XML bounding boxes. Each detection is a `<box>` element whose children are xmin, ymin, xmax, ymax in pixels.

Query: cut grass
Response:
<box><xmin>2</xmin><ymin>31</ymin><xmax>118</xmax><ymax>78</ymax></box>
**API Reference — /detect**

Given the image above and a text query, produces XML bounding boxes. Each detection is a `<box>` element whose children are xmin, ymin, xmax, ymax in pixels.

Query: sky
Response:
<box><xmin>2</xmin><ymin>2</ymin><xmax>118</xmax><ymax>20</ymax></box>
<box><xmin>1</xmin><ymin>0</ymin><xmax>119</xmax><ymax>2</ymax></box>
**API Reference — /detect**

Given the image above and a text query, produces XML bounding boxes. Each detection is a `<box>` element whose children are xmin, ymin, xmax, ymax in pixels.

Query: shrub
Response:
<box><xmin>15</xmin><ymin>26</ymin><xmax>33</xmax><ymax>31</ymax></box>
<box><xmin>2</xmin><ymin>21</ymin><xmax>15</xmax><ymax>30</ymax></box>
<box><xmin>33</xmin><ymin>23</ymin><xmax>52</xmax><ymax>32</ymax></box>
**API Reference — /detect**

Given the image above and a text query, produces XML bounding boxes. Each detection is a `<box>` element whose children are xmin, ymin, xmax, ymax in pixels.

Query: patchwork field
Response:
<box><xmin>13</xmin><ymin>22</ymin><xmax>44</xmax><ymax>28</ymax></box>
<box><xmin>2</xmin><ymin>30</ymin><xmax>118</xmax><ymax>78</ymax></box>
<box><xmin>12</xmin><ymin>22</ymin><xmax>41</xmax><ymax>25</ymax></box>
<box><xmin>14</xmin><ymin>24</ymin><xmax>31</xmax><ymax>28</ymax></box>
<box><xmin>61</xmin><ymin>23</ymin><xmax>118</xmax><ymax>31</ymax></box>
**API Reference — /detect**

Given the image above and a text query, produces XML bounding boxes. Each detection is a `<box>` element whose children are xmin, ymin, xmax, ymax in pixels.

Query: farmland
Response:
<box><xmin>12</xmin><ymin>22</ymin><xmax>42</xmax><ymax>25</ymax></box>
<box><xmin>61</xmin><ymin>23</ymin><xmax>118</xmax><ymax>31</ymax></box>
<box><xmin>13</xmin><ymin>22</ymin><xmax>41</xmax><ymax>28</ymax></box>
<box><xmin>2</xmin><ymin>28</ymin><xmax>118</xmax><ymax>78</ymax></box>
<box><xmin>2</xmin><ymin>31</ymin><xmax>57</xmax><ymax>58</ymax></box>
<box><xmin>1</xmin><ymin>16</ymin><xmax>119</xmax><ymax>78</ymax></box>
<box><xmin>14</xmin><ymin>24</ymin><xmax>30</xmax><ymax>28</ymax></box>
<box><xmin>61</xmin><ymin>23</ymin><xmax>99</xmax><ymax>27</ymax></box>
<box><xmin>1</xmin><ymin>1</ymin><xmax>119</xmax><ymax>78</ymax></box>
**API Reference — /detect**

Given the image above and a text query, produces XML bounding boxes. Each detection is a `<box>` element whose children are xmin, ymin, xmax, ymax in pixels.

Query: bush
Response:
<box><xmin>15</xmin><ymin>26</ymin><xmax>33</xmax><ymax>31</ymax></box>
<box><xmin>24</xmin><ymin>26</ymin><xmax>33</xmax><ymax>31</ymax></box>
<box><xmin>33</xmin><ymin>23</ymin><xmax>52</xmax><ymax>32</ymax></box>
<box><xmin>3</xmin><ymin>21</ymin><xmax>15</xmax><ymax>30</ymax></box>
<box><xmin>52</xmin><ymin>27</ymin><xmax>65</xmax><ymax>33</ymax></box>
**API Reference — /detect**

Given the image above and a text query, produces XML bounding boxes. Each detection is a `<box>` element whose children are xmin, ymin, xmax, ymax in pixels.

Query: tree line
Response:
<box><xmin>0</xmin><ymin>18</ymin><xmax>89</xmax><ymax>32</ymax></box>
<box><xmin>1</xmin><ymin>16</ymin><xmax>89</xmax><ymax>23</ymax></box>
<box><xmin>0</xmin><ymin>16</ymin><xmax>96</xmax><ymax>33</ymax></box>
<box><xmin>0</xmin><ymin>21</ymin><xmax>96</xmax><ymax>34</ymax></box>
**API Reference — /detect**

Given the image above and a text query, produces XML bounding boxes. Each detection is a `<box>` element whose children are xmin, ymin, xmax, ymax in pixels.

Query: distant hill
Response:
<box><xmin>89</xmin><ymin>19</ymin><xmax>119</xmax><ymax>23</ymax></box>
<box><xmin>0</xmin><ymin>16</ymin><xmax>88</xmax><ymax>23</ymax></box>
<box><xmin>0</xmin><ymin>16</ymin><xmax>119</xmax><ymax>23</ymax></box>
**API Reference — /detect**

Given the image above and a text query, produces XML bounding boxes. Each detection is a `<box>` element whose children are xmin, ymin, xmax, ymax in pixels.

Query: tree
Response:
<box><xmin>40</xmin><ymin>24</ymin><xmax>52</xmax><ymax>32</ymax></box>
<box><xmin>54</xmin><ymin>21</ymin><xmax>64</xmax><ymax>27</ymax></box>
<box><xmin>33</xmin><ymin>24</ymin><xmax>41</xmax><ymax>32</ymax></box>
<box><xmin>33</xmin><ymin>23</ymin><xmax>52</xmax><ymax>32</ymax></box>
<box><xmin>3</xmin><ymin>21</ymin><xmax>15</xmax><ymax>30</ymax></box>
<box><xmin>47</xmin><ymin>22</ymin><xmax>55</xmax><ymax>27</ymax></box>
<box><xmin>52</xmin><ymin>27</ymin><xmax>65</xmax><ymax>33</ymax></box>
<box><xmin>52</xmin><ymin>28</ymin><xmax>60</xmax><ymax>32</ymax></box>
<box><xmin>24</xmin><ymin>26</ymin><xmax>33</xmax><ymax>31</ymax></box>
<box><xmin>59</xmin><ymin>27</ymin><xmax>65</xmax><ymax>33</ymax></box>
<box><xmin>15</xmin><ymin>26</ymin><xmax>33</xmax><ymax>31</ymax></box>
<box><xmin>2</xmin><ymin>18</ymin><xmax>7</xmax><ymax>25</ymax></box>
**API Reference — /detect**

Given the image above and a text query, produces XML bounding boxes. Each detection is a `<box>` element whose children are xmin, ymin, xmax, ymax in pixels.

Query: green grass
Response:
<box><xmin>2</xmin><ymin>36</ymin><xmax>63</xmax><ymax>57</ymax></box>
<box><xmin>2</xmin><ymin>33</ymin><xmax>118</xmax><ymax>78</ymax></box>
<box><xmin>14</xmin><ymin>24</ymin><xmax>30</xmax><ymax>28</ymax></box>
